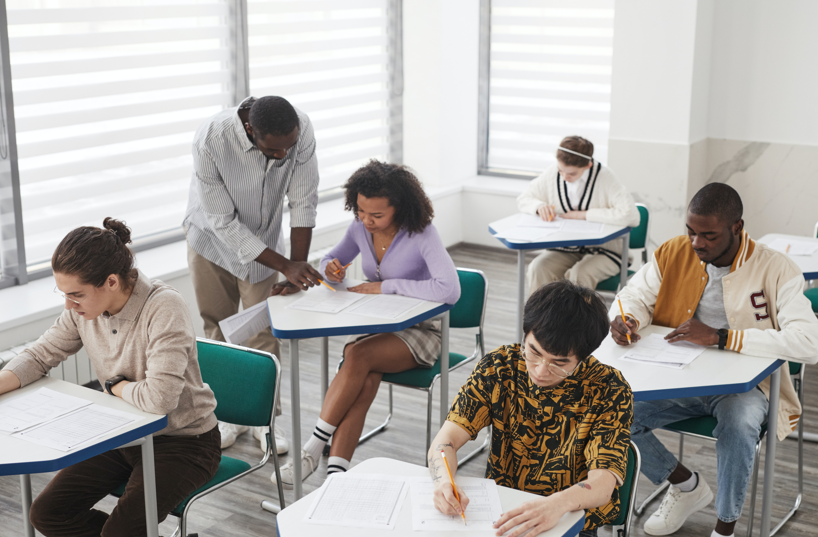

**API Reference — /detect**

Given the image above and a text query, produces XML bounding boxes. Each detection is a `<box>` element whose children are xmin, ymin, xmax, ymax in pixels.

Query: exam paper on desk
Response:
<box><xmin>409</xmin><ymin>477</ymin><xmax>503</xmax><ymax>532</ymax></box>
<box><xmin>0</xmin><ymin>387</ymin><xmax>92</xmax><ymax>433</ymax></box>
<box><xmin>619</xmin><ymin>333</ymin><xmax>706</xmax><ymax>370</ymax></box>
<box><xmin>767</xmin><ymin>238</ymin><xmax>818</xmax><ymax>256</ymax></box>
<box><xmin>493</xmin><ymin>226</ymin><xmax>558</xmax><ymax>243</ymax></box>
<box><xmin>13</xmin><ymin>404</ymin><xmax>137</xmax><ymax>451</ymax></box>
<box><xmin>285</xmin><ymin>286</ymin><xmax>368</xmax><ymax>314</ymax></box>
<box><xmin>345</xmin><ymin>294</ymin><xmax>424</xmax><ymax>320</ymax></box>
<box><xmin>218</xmin><ymin>301</ymin><xmax>270</xmax><ymax>345</ymax></box>
<box><xmin>303</xmin><ymin>473</ymin><xmax>409</xmax><ymax>529</ymax></box>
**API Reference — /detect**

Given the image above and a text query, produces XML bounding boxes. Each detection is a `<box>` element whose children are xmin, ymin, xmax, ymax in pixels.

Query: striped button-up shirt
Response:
<box><xmin>184</xmin><ymin>98</ymin><xmax>319</xmax><ymax>284</ymax></box>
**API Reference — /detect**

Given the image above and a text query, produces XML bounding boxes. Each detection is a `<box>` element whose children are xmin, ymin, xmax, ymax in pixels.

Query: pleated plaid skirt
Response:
<box><xmin>344</xmin><ymin>318</ymin><xmax>442</xmax><ymax>367</ymax></box>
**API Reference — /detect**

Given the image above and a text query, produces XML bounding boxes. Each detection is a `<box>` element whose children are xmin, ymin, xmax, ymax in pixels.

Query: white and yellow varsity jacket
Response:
<box><xmin>517</xmin><ymin>162</ymin><xmax>640</xmax><ymax>266</ymax></box>
<box><xmin>610</xmin><ymin>230</ymin><xmax>818</xmax><ymax>440</ymax></box>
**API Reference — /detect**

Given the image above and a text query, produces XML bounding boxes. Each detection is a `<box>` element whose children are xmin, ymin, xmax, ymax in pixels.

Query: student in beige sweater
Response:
<box><xmin>517</xmin><ymin>136</ymin><xmax>640</xmax><ymax>295</ymax></box>
<box><xmin>0</xmin><ymin>218</ymin><xmax>220</xmax><ymax>537</ymax></box>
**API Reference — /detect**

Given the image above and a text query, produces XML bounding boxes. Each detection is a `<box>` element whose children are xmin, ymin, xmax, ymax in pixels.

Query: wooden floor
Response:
<box><xmin>1</xmin><ymin>243</ymin><xmax>816</xmax><ymax>536</ymax></box>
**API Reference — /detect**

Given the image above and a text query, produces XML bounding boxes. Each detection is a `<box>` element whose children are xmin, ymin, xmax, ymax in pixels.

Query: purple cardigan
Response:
<box><xmin>319</xmin><ymin>219</ymin><xmax>461</xmax><ymax>304</ymax></box>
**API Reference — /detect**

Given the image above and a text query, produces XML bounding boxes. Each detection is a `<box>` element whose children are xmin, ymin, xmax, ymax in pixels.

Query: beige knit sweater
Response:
<box><xmin>5</xmin><ymin>271</ymin><xmax>217</xmax><ymax>436</ymax></box>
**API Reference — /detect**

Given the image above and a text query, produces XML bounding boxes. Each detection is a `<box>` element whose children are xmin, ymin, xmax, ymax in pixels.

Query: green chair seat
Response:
<box><xmin>596</xmin><ymin>271</ymin><xmax>635</xmax><ymax>292</ymax></box>
<box><xmin>804</xmin><ymin>288</ymin><xmax>818</xmax><ymax>313</ymax></box>
<box><xmin>110</xmin><ymin>455</ymin><xmax>252</xmax><ymax>516</ymax></box>
<box><xmin>382</xmin><ymin>352</ymin><xmax>470</xmax><ymax>388</ymax></box>
<box><xmin>665</xmin><ymin>416</ymin><xmax>767</xmax><ymax>438</ymax></box>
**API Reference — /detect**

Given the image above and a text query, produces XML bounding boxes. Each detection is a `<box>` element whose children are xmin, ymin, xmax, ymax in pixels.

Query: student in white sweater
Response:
<box><xmin>517</xmin><ymin>136</ymin><xmax>640</xmax><ymax>294</ymax></box>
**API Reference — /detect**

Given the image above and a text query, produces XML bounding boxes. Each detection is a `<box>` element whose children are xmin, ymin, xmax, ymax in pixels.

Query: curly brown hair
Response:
<box><xmin>343</xmin><ymin>160</ymin><xmax>434</xmax><ymax>234</ymax></box>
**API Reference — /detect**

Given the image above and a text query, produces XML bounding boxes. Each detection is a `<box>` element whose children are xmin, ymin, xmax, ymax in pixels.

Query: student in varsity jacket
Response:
<box><xmin>517</xmin><ymin>135</ymin><xmax>640</xmax><ymax>295</ymax></box>
<box><xmin>610</xmin><ymin>183</ymin><xmax>818</xmax><ymax>537</ymax></box>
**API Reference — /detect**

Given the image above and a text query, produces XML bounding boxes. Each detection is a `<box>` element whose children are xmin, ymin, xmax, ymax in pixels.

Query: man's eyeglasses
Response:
<box><xmin>520</xmin><ymin>343</ymin><xmax>579</xmax><ymax>379</ymax></box>
<box><xmin>54</xmin><ymin>286</ymin><xmax>86</xmax><ymax>306</ymax></box>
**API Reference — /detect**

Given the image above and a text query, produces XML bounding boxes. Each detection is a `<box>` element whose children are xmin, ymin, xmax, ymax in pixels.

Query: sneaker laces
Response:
<box><xmin>655</xmin><ymin>487</ymin><xmax>682</xmax><ymax>520</ymax></box>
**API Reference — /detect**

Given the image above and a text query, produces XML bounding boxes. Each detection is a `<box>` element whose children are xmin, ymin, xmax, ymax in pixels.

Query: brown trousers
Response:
<box><xmin>29</xmin><ymin>427</ymin><xmax>221</xmax><ymax>537</ymax></box>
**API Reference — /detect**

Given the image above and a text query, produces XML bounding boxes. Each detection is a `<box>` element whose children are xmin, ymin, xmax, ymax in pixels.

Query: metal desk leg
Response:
<box><xmin>290</xmin><ymin>339</ymin><xmax>303</xmax><ymax>500</ymax></box>
<box><xmin>517</xmin><ymin>249</ymin><xmax>525</xmax><ymax>343</ymax></box>
<box><xmin>320</xmin><ymin>336</ymin><xmax>329</xmax><ymax>404</ymax></box>
<box><xmin>760</xmin><ymin>365</ymin><xmax>781</xmax><ymax>537</ymax></box>
<box><xmin>141</xmin><ymin>436</ymin><xmax>159</xmax><ymax>537</ymax></box>
<box><xmin>619</xmin><ymin>232</ymin><xmax>630</xmax><ymax>291</ymax></box>
<box><xmin>439</xmin><ymin>311</ymin><xmax>450</xmax><ymax>427</ymax></box>
<box><xmin>20</xmin><ymin>474</ymin><xmax>33</xmax><ymax>537</ymax></box>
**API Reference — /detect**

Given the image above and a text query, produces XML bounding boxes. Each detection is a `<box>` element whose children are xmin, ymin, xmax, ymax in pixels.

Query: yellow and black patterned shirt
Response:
<box><xmin>447</xmin><ymin>345</ymin><xmax>633</xmax><ymax>530</ymax></box>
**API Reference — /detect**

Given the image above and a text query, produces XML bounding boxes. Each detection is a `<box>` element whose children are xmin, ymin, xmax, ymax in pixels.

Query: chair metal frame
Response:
<box><xmin>156</xmin><ymin>338</ymin><xmax>285</xmax><ymax>537</ymax></box>
<box><xmin>634</xmin><ymin>366</ymin><xmax>806</xmax><ymax>537</ymax></box>
<box><xmin>610</xmin><ymin>441</ymin><xmax>642</xmax><ymax>537</ymax></box>
<box><xmin>348</xmin><ymin>268</ymin><xmax>492</xmax><ymax>466</ymax></box>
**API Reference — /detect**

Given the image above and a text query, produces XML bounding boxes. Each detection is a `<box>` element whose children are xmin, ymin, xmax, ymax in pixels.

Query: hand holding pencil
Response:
<box><xmin>324</xmin><ymin>258</ymin><xmax>351</xmax><ymax>282</ymax></box>
<box><xmin>612</xmin><ymin>297</ymin><xmax>640</xmax><ymax>346</ymax></box>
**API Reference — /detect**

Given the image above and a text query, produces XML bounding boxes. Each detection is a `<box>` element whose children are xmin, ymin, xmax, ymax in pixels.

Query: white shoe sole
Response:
<box><xmin>643</xmin><ymin>488</ymin><xmax>714</xmax><ymax>536</ymax></box>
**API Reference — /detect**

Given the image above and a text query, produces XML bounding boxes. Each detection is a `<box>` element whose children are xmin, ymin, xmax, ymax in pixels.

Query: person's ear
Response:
<box><xmin>244</xmin><ymin>122</ymin><xmax>254</xmax><ymax>138</ymax></box>
<box><xmin>106</xmin><ymin>274</ymin><xmax>120</xmax><ymax>291</ymax></box>
<box><xmin>733</xmin><ymin>219</ymin><xmax>744</xmax><ymax>236</ymax></box>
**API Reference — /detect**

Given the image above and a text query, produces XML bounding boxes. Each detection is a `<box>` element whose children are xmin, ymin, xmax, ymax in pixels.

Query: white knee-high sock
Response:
<box><xmin>304</xmin><ymin>418</ymin><xmax>336</xmax><ymax>461</ymax></box>
<box><xmin>327</xmin><ymin>456</ymin><xmax>350</xmax><ymax>475</ymax></box>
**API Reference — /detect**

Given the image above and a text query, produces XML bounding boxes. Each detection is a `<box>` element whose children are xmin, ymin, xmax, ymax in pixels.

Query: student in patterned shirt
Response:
<box><xmin>427</xmin><ymin>280</ymin><xmax>633</xmax><ymax>537</ymax></box>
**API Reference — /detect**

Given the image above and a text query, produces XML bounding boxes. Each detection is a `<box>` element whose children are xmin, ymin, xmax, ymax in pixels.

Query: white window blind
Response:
<box><xmin>247</xmin><ymin>0</ymin><xmax>391</xmax><ymax>192</ymax></box>
<box><xmin>7</xmin><ymin>0</ymin><xmax>233</xmax><ymax>269</ymax></box>
<box><xmin>486</xmin><ymin>0</ymin><xmax>614</xmax><ymax>173</ymax></box>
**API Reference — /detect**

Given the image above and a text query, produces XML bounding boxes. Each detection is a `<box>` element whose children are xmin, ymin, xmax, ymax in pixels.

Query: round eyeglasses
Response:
<box><xmin>53</xmin><ymin>286</ymin><xmax>86</xmax><ymax>306</ymax></box>
<box><xmin>520</xmin><ymin>343</ymin><xmax>579</xmax><ymax>379</ymax></box>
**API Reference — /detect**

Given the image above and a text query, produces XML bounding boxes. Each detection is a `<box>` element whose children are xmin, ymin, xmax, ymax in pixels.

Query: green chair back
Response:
<box><xmin>629</xmin><ymin>204</ymin><xmax>649</xmax><ymax>249</ymax></box>
<box><xmin>804</xmin><ymin>288</ymin><xmax>818</xmax><ymax>313</ymax></box>
<box><xmin>610</xmin><ymin>441</ymin><xmax>639</xmax><ymax>527</ymax></box>
<box><xmin>196</xmin><ymin>339</ymin><xmax>278</xmax><ymax>427</ymax></box>
<box><xmin>449</xmin><ymin>269</ymin><xmax>487</xmax><ymax>329</ymax></box>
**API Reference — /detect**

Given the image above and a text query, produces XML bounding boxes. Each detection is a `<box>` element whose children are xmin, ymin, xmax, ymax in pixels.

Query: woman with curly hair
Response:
<box><xmin>272</xmin><ymin>160</ymin><xmax>460</xmax><ymax>487</ymax></box>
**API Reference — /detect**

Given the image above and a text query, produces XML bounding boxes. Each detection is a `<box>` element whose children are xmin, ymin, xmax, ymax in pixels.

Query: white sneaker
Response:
<box><xmin>252</xmin><ymin>425</ymin><xmax>289</xmax><ymax>455</ymax></box>
<box><xmin>218</xmin><ymin>422</ymin><xmax>249</xmax><ymax>449</ymax></box>
<box><xmin>270</xmin><ymin>449</ymin><xmax>318</xmax><ymax>489</ymax></box>
<box><xmin>644</xmin><ymin>474</ymin><xmax>714</xmax><ymax>536</ymax></box>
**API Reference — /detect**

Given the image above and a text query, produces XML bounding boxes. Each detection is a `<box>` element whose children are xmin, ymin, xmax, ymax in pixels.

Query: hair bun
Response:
<box><xmin>102</xmin><ymin>217</ymin><xmax>132</xmax><ymax>245</ymax></box>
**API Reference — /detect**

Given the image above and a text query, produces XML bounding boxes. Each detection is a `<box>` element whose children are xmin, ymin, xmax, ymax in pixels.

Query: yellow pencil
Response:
<box><xmin>440</xmin><ymin>450</ymin><xmax>466</xmax><ymax>525</ymax></box>
<box><xmin>318</xmin><ymin>279</ymin><xmax>337</xmax><ymax>292</ymax></box>
<box><xmin>333</xmin><ymin>262</ymin><xmax>352</xmax><ymax>275</ymax></box>
<box><xmin>785</xmin><ymin>244</ymin><xmax>791</xmax><ymax>253</ymax></box>
<box><xmin>617</xmin><ymin>297</ymin><xmax>632</xmax><ymax>344</ymax></box>
<box><xmin>548</xmin><ymin>204</ymin><xmax>555</xmax><ymax>222</ymax></box>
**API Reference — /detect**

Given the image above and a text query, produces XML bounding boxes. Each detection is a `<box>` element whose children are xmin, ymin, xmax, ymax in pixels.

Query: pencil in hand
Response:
<box><xmin>333</xmin><ymin>262</ymin><xmax>352</xmax><ymax>275</ymax></box>
<box><xmin>318</xmin><ymin>279</ymin><xmax>337</xmax><ymax>292</ymax></box>
<box><xmin>440</xmin><ymin>450</ymin><xmax>466</xmax><ymax>525</ymax></box>
<box><xmin>617</xmin><ymin>297</ymin><xmax>632</xmax><ymax>344</ymax></box>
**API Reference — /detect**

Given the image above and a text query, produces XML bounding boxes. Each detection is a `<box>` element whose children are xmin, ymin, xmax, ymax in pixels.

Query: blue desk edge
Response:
<box><xmin>488</xmin><ymin>224</ymin><xmax>631</xmax><ymax>250</ymax></box>
<box><xmin>270</xmin><ymin>303</ymin><xmax>453</xmax><ymax>339</ymax></box>
<box><xmin>0</xmin><ymin>415</ymin><xmax>168</xmax><ymax>476</ymax></box>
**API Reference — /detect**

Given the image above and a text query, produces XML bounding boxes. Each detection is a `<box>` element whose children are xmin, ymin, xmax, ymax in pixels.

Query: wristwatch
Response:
<box><xmin>105</xmin><ymin>375</ymin><xmax>127</xmax><ymax>395</ymax></box>
<box><xmin>717</xmin><ymin>329</ymin><xmax>729</xmax><ymax>350</ymax></box>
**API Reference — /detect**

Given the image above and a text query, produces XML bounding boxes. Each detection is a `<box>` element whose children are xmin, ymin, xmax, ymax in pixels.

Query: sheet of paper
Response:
<box><xmin>558</xmin><ymin>219</ymin><xmax>605</xmax><ymax>233</ymax></box>
<box><xmin>409</xmin><ymin>477</ymin><xmax>503</xmax><ymax>532</ymax></box>
<box><xmin>493</xmin><ymin>226</ymin><xmax>558</xmax><ymax>242</ymax></box>
<box><xmin>304</xmin><ymin>473</ymin><xmax>409</xmax><ymax>529</ymax></box>
<box><xmin>345</xmin><ymin>294</ymin><xmax>424</xmax><ymax>320</ymax></box>
<box><xmin>515</xmin><ymin>214</ymin><xmax>564</xmax><ymax>229</ymax></box>
<box><xmin>767</xmin><ymin>238</ymin><xmax>818</xmax><ymax>256</ymax></box>
<box><xmin>13</xmin><ymin>404</ymin><xmax>137</xmax><ymax>451</ymax></box>
<box><xmin>218</xmin><ymin>301</ymin><xmax>271</xmax><ymax>345</ymax></box>
<box><xmin>286</xmin><ymin>287</ymin><xmax>368</xmax><ymax>314</ymax></box>
<box><xmin>0</xmin><ymin>388</ymin><xmax>92</xmax><ymax>433</ymax></box>
<box><xmin>619</xmin><ymin>333</ymin><xmax>706</xmax><ymax>370</ymax></box>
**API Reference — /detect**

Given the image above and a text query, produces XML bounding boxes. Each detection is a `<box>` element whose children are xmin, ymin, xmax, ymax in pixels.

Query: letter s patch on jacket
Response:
<box><xmin>750</xmin><ymin>290</ymin><xmax>770</xmax><ymax>321</ymax></box>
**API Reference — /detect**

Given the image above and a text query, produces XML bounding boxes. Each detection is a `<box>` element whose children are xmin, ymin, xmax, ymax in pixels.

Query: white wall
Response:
<box><xmin>707</xmin><ymin>0</ymin><xmax>818</xmax><ymax>145</ymax></box>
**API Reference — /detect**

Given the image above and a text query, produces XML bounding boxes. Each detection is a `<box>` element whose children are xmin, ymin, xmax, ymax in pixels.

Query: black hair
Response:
<box><xmin>52</xmin><ymin>217</ymin><xmax>137</xmax><ymax>292</ymax></box>
<box><xmin>343</xmin><ymin>160</ymin><xmax>434</xmax><ymax>235</ymax></box>
<box><xmin>689</xmin><ymin>183</ymin><xmax>743</xmax><ymax>225</ymax></box>
<box><xmin>522</xmin><ymin>280</ymin><xmax>609</xmax><ymax>361</ymax></box>
<box><xmin>248</xmin><ymin>96</ymin><xmax>299</xmax><ymax>138</ymax></box>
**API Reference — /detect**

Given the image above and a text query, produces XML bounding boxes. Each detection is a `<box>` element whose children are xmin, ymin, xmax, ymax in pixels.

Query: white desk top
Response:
<box><xmin>593</xmin><ymin>325</ymin><xmax>782</xmax><ymax>401</ymax></box>
<box><xmin>488</xmin><ymin>214</ymin><xmax>630</xmax><ymax>250</ymax></box>
<box><xmin>266</xmin><ymin>283</ymin><xmax>452</xmax><ymax>340</ymax></box>
<box><xmin>0</xmin><ymin>377</ymin><xmax>167</xmax><ymax>475</ymax></box>
<box><xmin>275</xmin><ymin>457</ymin><xmax>585</xmax><ymax>537</ymax></box>
<box><xmin>757</xmin><ymin>233</ymin><xmax>818</xmax><ymax>279</ymax></box>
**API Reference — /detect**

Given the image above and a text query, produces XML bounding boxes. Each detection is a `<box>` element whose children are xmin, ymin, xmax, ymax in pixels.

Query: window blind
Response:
<box><xmin>247</xmin><ymin>0</ymin><xmax>391</xmax><ymax>192</ymax></box>
<box><xmin>486</xmin><ymin>0</ymin><xmax>614</xmax><ymax>174</ymax></box>
<box><xmin>7</xmin><ymin>0</ymin><xmax>233</xmax><ymax>268</ymax></box>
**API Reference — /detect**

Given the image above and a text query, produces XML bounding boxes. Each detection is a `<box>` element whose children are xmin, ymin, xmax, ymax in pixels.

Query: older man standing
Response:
<box><xmin>184</xmin><ymin>95</ymin><xmax>324</xmax><ymax>453</ymax></box>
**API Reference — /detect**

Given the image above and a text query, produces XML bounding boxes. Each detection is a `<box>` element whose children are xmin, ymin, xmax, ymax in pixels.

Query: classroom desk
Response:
<box><xmin>757</xmin><ymin>233</ymin><xmax>818</xmax><ymax>280</ymax></box>
<box><xmin>0</xmin><ymin>376</ymin><xmax>168</xmax><ymax>537</ymax></box>
<box><xmin>594</xmin><ymin>325</ymin><xmax>784</xmax><ymax>537</ymax></box>
<box><xmin>263</xmin><ymin>288</ymin><xmax>453</xmax><ymax>503</ymax></box>
<box><xmin>274</xmin><ymin>457</ymin><xmax>586</xmax><ymax>537</ymax></box>
<box><xmin>489</xmin><ymin>214</ymin><xmax>630</xmax><ymax>342</ymax></box>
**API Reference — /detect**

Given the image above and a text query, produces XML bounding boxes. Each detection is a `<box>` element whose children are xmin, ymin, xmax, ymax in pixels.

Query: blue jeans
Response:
<box><xmin>631</xmin><ymin>388</ymin><xmax>768</xmax><ymax>523</ymax></box>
